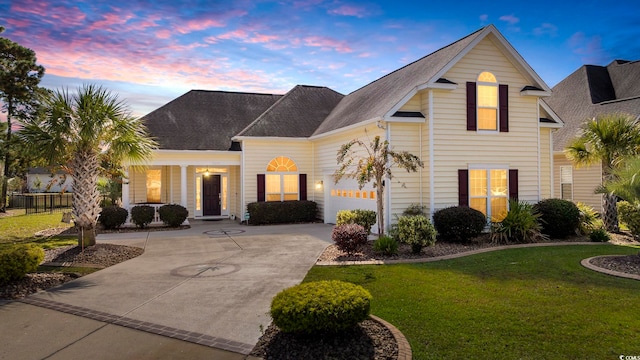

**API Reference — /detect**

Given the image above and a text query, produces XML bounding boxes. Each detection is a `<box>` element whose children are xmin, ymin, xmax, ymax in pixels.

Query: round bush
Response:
<box><xmin>396</xmin><ymin>215</ymin><xmax>436</xmax><ymax>253</ymax></box>
<box><xmin>534</xmin><ymin>199</ymin><xmax>580</xmax><ymax>238</ymax></box>
<box><xmin>433</xmin><ymin>206</ymin><xmax>486</xmax><ymax>243</ymax></box>
<box><xmin>98</xmin><ymin>206</ymin><xmax>129</xmax><ymax>229</ymax></box>
<box><xmin>130</xmin><ymin>205</ymin><xmax>155</xmax><ymax>228</ymax></box>
<box><xmin>0</xmin><ymin>244</ymin><xmax>44</xmax><ymax>284</ymax></box>
<box><xmin>332</xmin><ymin>224</ymin><xmax>368</xmax><ymax>255</ymax></box>
<box><xmin>158</xmin><ymin>204</ymin><xmax>189</xmax><ymax>227</ymax></box>
<box><xmin>270</xmin><ymin>280</ymin><xmax>372</xmax><ymax>334</ymax></box>
<box><xmin>589</xmin><ymin>228</ymin><xmax>610</xmax><ymax>242</ymax></box>
<box><xmin>372</xmin><ymin>235</ymin><xmax>398</xmax><ymax>255</ymax></box>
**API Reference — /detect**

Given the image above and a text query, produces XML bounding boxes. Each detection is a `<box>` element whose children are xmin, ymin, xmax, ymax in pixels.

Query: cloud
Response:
<box><xmin>533</xmin><ymin>23</ymin><xmax>558</xmax><ymax>37</ymax></box>
<box><xmin>479</xmin><ymin>14</ymin><xmax>488</xmax><ymax>22</ymax></box>
<box><xmin>303</xmin><ymin>36</ymin><xmax>353</xmax><ymax>53</ymax></box>
<box><xmin>499</xmin><ymin>14</ymin><xmax>520</xmax><ymax>25</ymax></box>
<box><xmin>567</xmin><ymin>32</ymin><xmax>608</xmax><ymax>64</ymax></box>
<box><xmin>328</xmin><ymin>5</ymin><xmax>369</xmax><ymax>18</ymax></box>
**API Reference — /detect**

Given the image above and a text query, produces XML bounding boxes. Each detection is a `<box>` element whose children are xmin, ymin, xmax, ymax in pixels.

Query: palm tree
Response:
<box><xmin>19</xmin><ymin>85</ymin><xmax>157</xmax><ymax>247</ymax></box>
<box><xmin>600</xmin><ymin>157</ymin><xmax>640</xmax><ymax>204</ymax></box>
<box><xmin>565</xmin><ymin>113</ymin><xmax>640</xmax><ymax>232</ymax></box>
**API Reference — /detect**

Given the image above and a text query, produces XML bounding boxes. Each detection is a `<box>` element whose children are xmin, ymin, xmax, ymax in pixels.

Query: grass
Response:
<box><xmin>0</xmin><ymin>211</ymin><xmax>75</xmax><ymax>251</ymax></box>
<box><xmin>305</xmin><ymin>244</ymin><xmax>640</xmax><ymax>359</ymax></box>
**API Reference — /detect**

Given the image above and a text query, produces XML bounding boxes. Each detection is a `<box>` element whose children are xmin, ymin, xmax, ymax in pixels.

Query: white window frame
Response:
<box><xmin>266</xmin><ymin>173</ymin><xmax>299</xmax><ymax>202</ymax></box>
<box><xmin>469</xmin><ymin>165</ymin><xmax>509</xmax><ymax>221</ymax></box>
<box><xmin>476</xmin><ymin>71</ymin><xmax>499</xmax><ymax>133</ymax></box>
<box><xmin>560</xmin><ymin>165</ymin><xmax>573</xmax><ymax>201</ymax></box>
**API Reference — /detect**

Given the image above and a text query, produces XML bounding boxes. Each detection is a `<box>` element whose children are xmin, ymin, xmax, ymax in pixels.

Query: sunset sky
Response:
<box><xmin>1</xmin><ymin>0</ymin><xmax>639</xmax><ymax>118</ymax></box>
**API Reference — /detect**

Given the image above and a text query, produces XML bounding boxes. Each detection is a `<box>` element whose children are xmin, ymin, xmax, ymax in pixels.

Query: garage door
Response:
<box><xmin>324</xmin><ymin>175</ymin><xmax>378</xmax><ymax>232</ymax></box>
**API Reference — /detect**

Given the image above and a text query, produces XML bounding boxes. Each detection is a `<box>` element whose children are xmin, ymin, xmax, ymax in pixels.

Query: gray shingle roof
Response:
<box><xmin>142</xmin><ymin>90</ymin><xmax>281</xmax><ymax>150</ymax></box>
<box><xmin>236</xmin><ymin>85</ymin><xmax>344</xmax><ymax>137</ymax></box>
<box><xmin>545</xmin><ymin>60</ymin><xmax>640</xmax><ymax>152</ymax></box>
<box><xmin>312</xmin><ymin>27</ymin><xmax>485</xmax><ymax>135</ymax></box>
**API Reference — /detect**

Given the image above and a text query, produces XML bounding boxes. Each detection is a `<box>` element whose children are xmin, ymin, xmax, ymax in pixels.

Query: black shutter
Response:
<box><xmin>509</xmin><ymin>169</ymin><xmax>518</xmax><ymax>200</ymax></box>
<box><xmin>299</xmin><ymin>174</ymin><xmax>307</xmax><ymax>201</ymax></box>
<box><xmin>499</xmin><ymin>84</ymin><xmax>509</xmax><ymax>132</ymax></box>
<box><xmin>257</xmin><ymin>174</ymin><xmax>265</xmax><ymax>202</ymax></box>
<box><xmin>458</xmin><ymin>169</ymin><xmax>469</xmax><ymax>206</ymax></box>
<box><xmin>466</xmin><ymin>82</ymin><xmax>477</xmax><ymax>131</ymax></box>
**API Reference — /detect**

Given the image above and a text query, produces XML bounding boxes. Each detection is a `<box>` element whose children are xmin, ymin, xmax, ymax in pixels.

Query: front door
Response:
<box><xmin>203</xmin><ymin>175</ymin><xmax>221</xmax><ymax>216</ymax></box>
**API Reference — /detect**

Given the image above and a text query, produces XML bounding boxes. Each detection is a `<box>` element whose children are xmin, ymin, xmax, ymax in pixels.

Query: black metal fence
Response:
<box><xmin>8</xmin><ymin>193</ymin><xmax>73</xmax><ymax>214</ymax></box>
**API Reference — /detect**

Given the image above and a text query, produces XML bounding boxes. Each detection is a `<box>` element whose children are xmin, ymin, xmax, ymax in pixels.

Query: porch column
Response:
<box><xmin>122</xmin><ymin>167</ymin><xmax>130</xmax><ymax>209</ymax></box>
<box><xmin>180</xmin><ymin>165</ymin><xmax>187</xmax><ymax>207</ymax></box>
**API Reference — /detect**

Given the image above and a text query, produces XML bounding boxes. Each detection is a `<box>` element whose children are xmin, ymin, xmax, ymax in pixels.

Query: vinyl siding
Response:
<box><xmin>429</xmin><ymin>36</ymin><xmax>541</xmax><ymax>210</ymax></box>
<box><xmin>398</xmin><ymin>93</ymin><xmax>421</xmax><ymax>112</ymax></box>
<box><xmin>554</xmin><ymin>154</ymin><xmax>603</xmax><ymax>211</ymax></box>
<box><xmin>241</xmin><ymin>139</ymin><xmax>313</xmax><ymax>214</ymax></box>
<box><xmin>540</xmin><ymin>127</ymin><xmax>552</xmax><ymax>199</ymax></box>
<box><xmin>388</xmin><ymin>122</ymin><xmax>424</xmax><ymax>218</ymax></box>
<box><xmin>312</xmin><ymin>124</ymin><xmax>385</xmax><ymax>220</ymax></box>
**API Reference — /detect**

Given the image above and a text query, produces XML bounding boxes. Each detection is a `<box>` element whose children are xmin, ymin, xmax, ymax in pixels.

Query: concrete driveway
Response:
<box><xmin>1</xmin><ymin>220</ymin><xmax>332</xmax><ymax>358</ymax></box>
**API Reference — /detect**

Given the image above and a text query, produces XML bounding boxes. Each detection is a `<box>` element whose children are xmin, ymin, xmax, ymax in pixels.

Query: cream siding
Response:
<box><xmin>431</xmin><ymin>36</ymin><xmax>541</xmax><ymax>210</ymax></box>
<box><xmin>312</xmin><ymin>124</ymin><xmax>384</xmax><ymax>220</ymax></box>
<box><xmin>398</xmin><ymin>94</ymin><xmax>421</xmax><ymax>112</ymax></box>
<box><xmin>554</xmin><ymin>154</ymin><xmax>603</xmax><ymax>211</ymax></box>
<box><xmin>388</xmin><ymin>122</ymin><xmax>424</xmax><ymax>218</ymax></box>
<box><xmin>241</xmin><ymin>139</ymin><xmax>313</xmax><ymax>214</ymax></box>
<box><xmin>539</xmin><ymin>128</ymin><xmax>552</xmax><ymax>199</ymax></box>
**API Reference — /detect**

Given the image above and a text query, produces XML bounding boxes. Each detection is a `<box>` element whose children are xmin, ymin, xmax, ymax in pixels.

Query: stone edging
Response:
<box><xmin>41</xmin><ymin>261</ymin><xmax>105</xmax><ymax>269</ymax></box>
<box><xmin>581</xmin><ymin>256</ymin><xmax>640</xmax><ymax>281</ymax></box>
<box><xmin>370</xmin><ymin>315</ymin><xmax>412</xmax><ymax>360</ymax></box>
<box><xmin>317</xmin><ymin>242</ymin><xmax>602</xmax><ymax>266</ymax></box>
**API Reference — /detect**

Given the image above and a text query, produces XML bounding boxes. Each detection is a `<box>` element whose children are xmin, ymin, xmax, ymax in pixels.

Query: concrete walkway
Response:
<box><xmin>0</xmin><ymin>220</ymin><xmax>333</xmax><ymax>360</ymax></box>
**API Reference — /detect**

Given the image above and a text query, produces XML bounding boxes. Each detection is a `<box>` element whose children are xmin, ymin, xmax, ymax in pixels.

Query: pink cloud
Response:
<box><xmin>303</xmin><ymin>36</ymin><xmax>352</xmax><ymax>53</ymax></box>
<box><xmin>329</xmin><ymin>5</ymin><xmax>368</xmax><ymax>18</ymax></box>
<box><xmin>5</xmin><ymin>18</ymin><xmax>31</xmax><ymax>28</ymax></box>
<box><xmin>88</xmin><ymin>12</ymin><xmax>135</xmax><ymax>32</ymax></box>
<box><xmin>156</xmin><ymin>29</ymin><xmax>172</xmax><ymax>39</ymax></box>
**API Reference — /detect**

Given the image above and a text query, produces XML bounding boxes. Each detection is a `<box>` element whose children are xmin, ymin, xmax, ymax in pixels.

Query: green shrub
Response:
<box><xmin>336</xmin><ymin>209</ymin><xmax>376</xmax><ymax>234</ymax></box>
<box><xmin>402</xmin><ymin>203</ymin><xmax>427</xmax><ymax>217</ymax></box>
<box><xmin>372</xmin><ymin>235</ymin><xmax>399</xmax><ymax>255</ymax></box>
<box><xmin>130</xmin><ymin>205</ymin><xmax>155</xmax><ymax>228</ymax></box>
<box><xmin>396</xmin><ymin>215</ymin><xmax>436</xmax><ymax>254</ymax></box>
<box><xmin>534</xmin><ymin>198</ymin><xmax>580</xmax><ymax>238</ymax></box>
<box><xmin>618</xmin><ymin>201</ymin><xmax>640</xmax><ymax>238</ymax></box>
<box><xmin>0</xmin><ymin>244</ymin><xmax>45</xmax><ymax>284</ymax></box>
<box><xmin>491</xmin><ymin>199</ymin><xmax>547</xmax><ymax>244</ymax></box>
<box><xmin>577</xmin><ymin>202</ymin><xmax>601</xmax><ymax>235</ymax></box>
<box><xmin>332</xmin><ymin>224</ymin><xmax>368</xmax><ymax>255</ymax></box>
<box><xmin>589</xmin><ymin>228</ymin><xmax>611</xmax><ymax>242</ymax></box>
<box><xmin>98</xmin><ymin>206</ymin><xmax>128</xmax><ymax>229</ymax></box>
<box><xmin>247</xmin><ymin>201</ymin><xmax>317</xmax><ymax>225</ymax></box>
<box><xmin>158</xmin><ymin>204</ymin><xmax>189</xmax><ymax>227</ymax></box>
<box><xmin>433</xmin><ymin>206</ymin><xmax>486</xmax><ymax>243</ymax></box>
<box><xmin>270</xmin><ymin>280</ymin><xmax>372</xmax><ymax>334</ymax></box>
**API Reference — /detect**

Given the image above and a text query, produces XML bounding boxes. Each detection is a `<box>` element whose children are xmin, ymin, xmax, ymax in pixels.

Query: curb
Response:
<box><xmin>41</xmin><ymin>261</ymin><xmax>105</xmax><ymax>269</ymax></box>
<box><xmin>370</xmin><ymin>315</ymin><xmax>412</xmax><ymax>360</ymax></box>
<box><xmin>581</xmin><ymin>256</ymin><xmax>640</xmax><ymax>281</ymax></box>
<box><xmin>317</xmin><ymin>242</ymin><xmax>603</xmax><ymax>266</ymax></box>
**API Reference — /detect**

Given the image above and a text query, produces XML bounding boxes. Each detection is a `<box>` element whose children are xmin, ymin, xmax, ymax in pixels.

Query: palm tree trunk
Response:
<box><xmin>73</xmin><ymin>149</ymin><xmax>101</xmax><ymax>247</ymax></box>
<box><xmin>602</xmin><ymin>193</ymin><xmax>620</xmax><ymax>232</ymax></box>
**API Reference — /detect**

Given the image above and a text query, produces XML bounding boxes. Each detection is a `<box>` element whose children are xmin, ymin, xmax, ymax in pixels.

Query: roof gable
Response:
<box><xmin>235</xmin><ymin>85</ymin><xmax>344</xmax><ymax>138</ymax></box>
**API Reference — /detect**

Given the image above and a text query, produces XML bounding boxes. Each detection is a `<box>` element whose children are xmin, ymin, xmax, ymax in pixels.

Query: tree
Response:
<box><xmin>600</xmin><ymin>157</ymin><xmax>640</xmax><ymax>204</ymax></box>
<box><xmin>19</xmin><ymin>85</ymin><xmax>157</xmax><ymax>247</ymax></box>
<box><xmin>565</xmin><ymin>113</ymin><xmax>640</xmax><ymax>232</ymax></box>
<box><xmin>334</xmin><ymin>133</ymin><xmax>423</xmax><ymax>236</ymax></box>
<box><xmin>0</xmin><ymin>26</ymin><xmax>45</xmax><ymax>211</ymax></box>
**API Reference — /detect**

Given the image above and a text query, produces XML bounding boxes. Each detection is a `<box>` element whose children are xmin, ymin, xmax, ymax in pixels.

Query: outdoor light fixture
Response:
<box><xmin>315</xmin><ymin>180</ymin><xmax>323</xmax><ymax>190</ymax></box>
<box><xmin>204</xmin><ymin>168</ymin><xmax>210</xmax><ymax>177</ymax></box>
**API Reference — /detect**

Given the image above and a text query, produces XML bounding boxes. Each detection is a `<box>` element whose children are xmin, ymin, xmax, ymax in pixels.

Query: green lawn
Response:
<box><xmin>0</xmin><ymin>211</ymin><xmax>75</xmax><ymax>250</ymax></box>
<box><xmin>305</xmin><ymin>244</ymin><xmax>640</xmax><ymax>360</ymax></box>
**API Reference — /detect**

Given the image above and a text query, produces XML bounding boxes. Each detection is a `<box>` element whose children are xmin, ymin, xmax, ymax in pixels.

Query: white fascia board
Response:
<box><xmin>539</xmin><ymin>122</ymin><xmax>563</xmax><ymax>129</ymax></box>
<box><xmin>417</xmin><ymin>82</ymin><xmax>457</xmax><ymax>91</ymax></box>
<box><xmin>539</xmin><ymin>99</ymin><xmax>565</xmax><ymax>126</ymax></box>
<box><xmin>231</xmin><ymin>136</ymin><xmax>310</xmax><ymax>142</ymax></box>
<box><xmin>521</xmin><ymin>90</ymin><xmax>551</xmax><ymax>97</ymax></box>
<box><xmin>384</xmin><ymin>116</ymin><xmax>426</xmax><ymax>123</ymax></box>
<box><xmin>309</xmin><ymin>117</ymin><xmax>382</xmax><ymax>140</ymax></box>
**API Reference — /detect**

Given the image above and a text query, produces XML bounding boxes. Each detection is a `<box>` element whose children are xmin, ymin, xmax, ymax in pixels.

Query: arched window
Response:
<box><xmin>477</xmin><ymin>71</ymin><xmax>498</xmax><ymax>131</ymax></box>
<box><xmin>266</xmin><ymin>156</ymin><xmax>299</xmax><ymax>201</ymax></box>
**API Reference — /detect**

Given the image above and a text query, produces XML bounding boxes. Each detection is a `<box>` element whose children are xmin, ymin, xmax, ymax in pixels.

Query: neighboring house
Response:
<box><xmin>26</xmin><ymin>167</ymin><xmax>74</xmax><ymax>193</ymax></box>
<box><xmin>545</xmin><ymin>60</ymin><xmax>640</xmax><ymax>212</ymax></box>
<box><xmin>124</xmin><ymin>25</ymin><xmax>562</xmax><ymax>229</ymax></box>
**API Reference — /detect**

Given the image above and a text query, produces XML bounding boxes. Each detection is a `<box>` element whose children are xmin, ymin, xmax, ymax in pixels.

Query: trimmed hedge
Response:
<box><xmin>396</xmin><ymin>215</ymin><xmax>436</xmax><ymax>254</ymax></box>
<box><xmin>534</xmin><ymin>199</ymin><xmax>580</xmax><ymax>238</ymax></box>
<box><xmin>98</xmin><ymin>206</ymin><xmax>128</xmax><ymax>229</ymax></box>
<box><xmin>159</xmin><ymin>204</ymin><xmax>189</xmax><ymax>227</ymax></box>
<box><xmin>332</xmin><ymin>224</ymin><xmax>368</xmax><ymax>255</ymax></box>
<box><xmin>433</xmin><ymin>206</ymin><xmax>486</xmax><ymax>243</ymax></box>
<box><xmin>130</xmin><ymin>205</ymin><xmax>155</xmax><ymax>228</ymax></box>
<box><xmin>270</xmin><ymin>280</ymin><xmax>372</xmax><ymax>334</ymax></box>
<box><xmin>0</xmin><ymin>244</ymin><xmax>44</xmax><ymax>285</ymax></box>
<box><xmin>247</xmin><ymin>200</ymin><xmax>317</xmax><ymax>225</ymax></box>
<box><xmin>336</xmin><ymin>209</ymin><xmax>376</xmax><ymax>234</ymax></box>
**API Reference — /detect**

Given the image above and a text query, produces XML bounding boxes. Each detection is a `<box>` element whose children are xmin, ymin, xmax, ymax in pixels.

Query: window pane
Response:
<box><xmin>196</xmin><ymin>176</ymin><xmax>201</xmax><ymax>211</ymax></box>
<box><xmin>283</xmin><ymin>194</ymin><xmax>298</xmax><ymax>201</ymax></box>
<box><xmin>266</xmin><ymin>194</ymin><xmax>281</xmax><ymax>201</ymax></box>
<box><xmin>146</xmin><ymin>169</ymin><xmax>161</xmax><ymax>203</ymax></box>
<box><xmin>222</xmin><ymin>176</ymin><xmax>227</xmax><ymax>210</ymax></box>
<box><xmin>561</xmin><ymin>184</ymin><xmax>572</xmax><ymax>200</ymax></box>
<box><xmin>470</xmin><ymin>198</ymin><xmax>487</xmax><ymax>216</ymax></box>
<box><xmin>469</xmin><ymin>170</ymin><xmax>487</xmax><ymax>196</ymax></box>
<box><xmin>478</xmin><ymin>71</ymin><xmax>497</xmax><ymax>83</ymax></box>
<box><xmin>283</xmin><ymin>174</ymin><xmax>298</xmax><ymax>193</ymax></box>
<box><xmin>478</xmin><ymin>108</ymin><xmax>497</xmax><ymax>130</ymax></box>
<box><xmin>478</xmin><ymin>85</ymin><xmax>497</xmax><ymax>107</ymax></box>
<box><xmin>491</xmin><ymin>197</ymin><xmax>508</xmax><ymax>221</ymax></box>
<box><xmin>560</xmin><ymin>166</ymin><xmax>572</xmax><ymax>184</ymax></box>
<box><xmin>490</xmin><ymin>170</ymin><xmax>507</xmax><ymax>196</ymax></box>
<box><xmin>266</xmin><ymin>174</ymin><xmax>280</xmax><ymax>193</ymax></box>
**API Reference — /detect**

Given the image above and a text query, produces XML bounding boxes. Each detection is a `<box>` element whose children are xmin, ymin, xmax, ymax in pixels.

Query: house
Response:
<box><xmin>123</xmin><ymin>25</ymin><xmax>562</xmax><ymax>230</ymax></box>
<box><xmin>26</xmin><ymin>167</ymin><xmax>74</xmax><ymax>193</ymax></box>
<box><xmin>545</xmin><ymin>60</ymin><xmax>640</xmax><ymax>211</ymax></box>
